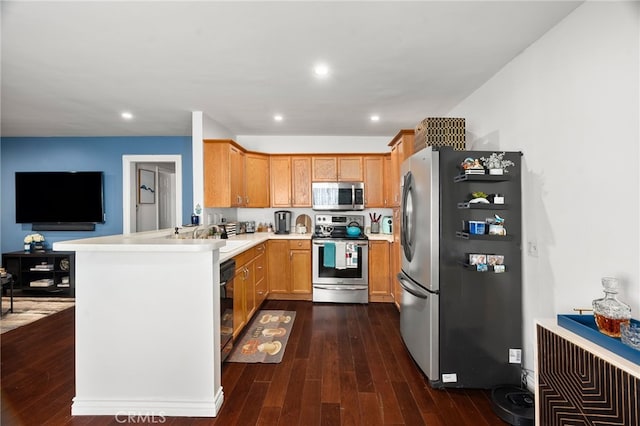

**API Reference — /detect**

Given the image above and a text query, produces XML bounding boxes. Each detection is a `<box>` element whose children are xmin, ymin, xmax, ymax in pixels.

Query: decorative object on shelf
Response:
<box><xmin>138</xmin><ymin>168</ymin><xmax>156</xmax><ymax>204</ymax></box>
<box><xmin>24</xmin><ymin>233</ymin><xmax>45</xmax><ymax>252</ymax></box>
<box><xmin>469</xmin><ymin>191</ymin><xmax>490</xmax><ymax>204</ymax></box>
<box><xmin>480</xmin><ymin>152</ymin><xmax>515</xmax><ymax>175</ymax></box>
<box><xmin>60</xmin><ymin>258</ymin><xmax>70</xmax><ymax>271</ymax></box>
<box><xmin>592</xmin><ymin>277</ymin><xmax>631</xmax><ymax>338</ymax></box>
<box><xmin>488</xmin><ymin>215</ymin><xmax>507</xmax><ymax>236</ymax></box>
<box><xmin>460</xmin><ymin>157</ymin><xmax>486</xmax><ymax>175</ymax></box>
<box><xmin>468</xmin><ymin>221</ymin><xmax>486</xmax><ymax>235</ymax></box>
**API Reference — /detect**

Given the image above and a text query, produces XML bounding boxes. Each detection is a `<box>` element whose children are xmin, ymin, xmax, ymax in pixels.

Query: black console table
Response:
<box><xmin>1</xmin><ymin>251</ymin><xmax>75</xmax><ymax>297</ymax></box>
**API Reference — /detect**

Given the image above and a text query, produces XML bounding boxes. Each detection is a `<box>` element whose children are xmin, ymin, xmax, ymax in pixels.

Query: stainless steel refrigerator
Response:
<box><xmin>397</xmin><ymin>147</ymin><xmax>522</xmax><ymax>389</ymax></box>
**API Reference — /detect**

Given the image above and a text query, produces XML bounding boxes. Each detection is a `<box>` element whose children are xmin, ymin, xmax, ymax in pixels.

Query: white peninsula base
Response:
<box><xmin>54</xmin><ymin>232</ymin><xmax>226</xmax><ymax>418</ymax></box>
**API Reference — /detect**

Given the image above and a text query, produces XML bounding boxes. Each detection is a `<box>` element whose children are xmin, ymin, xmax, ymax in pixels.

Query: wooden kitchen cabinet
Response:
<box><xmin>390</xmin><ymin>208</ymin><xmax>402</xmax><ymax>310</ymax></box>
<box><xmin>270</xmin><ymin>156</ymin><xmax>292</xmax><ymax>207</ymax></box>
<box><xmin>368</xmin><ymin>240</ymin><xmax>392</xmax><ymax>302</ymax></box>
<box><xmin>245</xmin><ymin>152</ymin><xmax>270</xmax><ymax>207</ymax></box>
<box><xmin>312</xmin><ymin>155</ymin><xmax>363</xmax><ymax>181</ymax></box>
<box><xmin>203</xmin><ymin>140</ymin><xmax>247</xmax><ymax>208</ymax></box>
<box><xmin>267</xmin><ymin>239</ymin><xmax>311</xmax><ymax>300</ymax></box>
<box><xmin>388</xmin><ymin>130</ymin><xmax>414</xmax><ymax>207</ymax></box>
<box><xmin>338</xmin><ymin>156</ymin><xmax>363</xmax><ymax>181</ymax></box>
<box><xmin>253</xmin><ymin>243</ymin><xmax>268</xmax><ymax>307</ymax></box>
<box><xmin>290</xmin><ymin>240</ymin><xmax>311</xmax><ymax>295</ymax></box>
<box><xmin>383</xmin><ymin>154</ymin><xmax>392</xmax><ymax>207</ymax></box>
<box><xmin>291</xmin><ymin>156</ymin><xmax>312</xmax><ymax>206</ymax></box>
<box><xmin>229</xmin><ymin>145</ymin><xmax>245</xmax><ymax>206</ymax></box>
<box><xmin>270</xmin><ymin>155</ymin><xmax>312</xmax><ymax>207</ymax></box>
<box><xmin>231</xmin><ymin>243</ymin><xmax>267</xmax><ymax>338</ymax></box>
<box><xmin>363</xmin><ymin>155</ymin><xmax>385</xmax><ymax>207</ymax></box>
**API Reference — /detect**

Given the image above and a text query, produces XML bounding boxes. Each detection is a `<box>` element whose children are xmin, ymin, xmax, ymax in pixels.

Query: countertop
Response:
<box><xmin>53</xmin><ymin>228</ymin><xmax>394</xmax><ymax>258</ymax></box>
<box><xmin>53</xmin><ymin>228</ymin><xmax>227</xmax><ymax>253</ymax></box>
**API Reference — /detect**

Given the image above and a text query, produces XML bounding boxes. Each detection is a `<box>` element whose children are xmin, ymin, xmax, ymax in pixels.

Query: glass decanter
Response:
<box><xmin>592</xmin><ymin>277</ymin><xmax>631</xmax><ymax>338</ymax></box>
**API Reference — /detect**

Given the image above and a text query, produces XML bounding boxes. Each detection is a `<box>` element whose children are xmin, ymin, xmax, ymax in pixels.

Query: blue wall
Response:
<box><xmin>1</xmin><ymin>136</ymin><xmax>193</xmax><ymax>253</ymax></box>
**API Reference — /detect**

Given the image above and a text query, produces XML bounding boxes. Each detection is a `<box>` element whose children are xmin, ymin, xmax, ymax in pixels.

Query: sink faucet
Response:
<box><xmin>192</xmin><ymin>224</ymin><xmax>220</xmax><ymax>239</ymax></box>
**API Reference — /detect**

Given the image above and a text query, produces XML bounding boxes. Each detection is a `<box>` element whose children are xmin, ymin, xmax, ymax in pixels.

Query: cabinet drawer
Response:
<box><xmin>254</xmin><ymin>252</ymin><xmax>266</xmax><ymax>282</ymax></box>
<box><xmin>253</xmin><ymin>243</ymin><xmax>267</xmax><ymax>256</ymax></box>
<box><xmin>233</xmin><ymin>247</ymin><xmax>255</xmax><ymax>268</ymax></box>
<box><xmin>289</xmin><ymin>239</ymin><xmax>310</xmax><ymax>250</ymax></box>
<box><xmin>255</xmin><ymin>277</ymin><xmax>267</xmax><ymax>303</ymax></box>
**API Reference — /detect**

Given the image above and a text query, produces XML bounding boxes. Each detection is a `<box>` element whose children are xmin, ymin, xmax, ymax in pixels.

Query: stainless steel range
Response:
<box><xmin>312</xmin><ymin>214</ymin><xmax>369</xmax><ymax>304</ymax></box>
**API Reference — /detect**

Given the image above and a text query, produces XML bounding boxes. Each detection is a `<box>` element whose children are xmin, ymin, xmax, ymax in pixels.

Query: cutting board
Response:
<box><xmin>295</xmin><ymin>214</ymin><xmax>312</xmax><ymax>231</ymax></box>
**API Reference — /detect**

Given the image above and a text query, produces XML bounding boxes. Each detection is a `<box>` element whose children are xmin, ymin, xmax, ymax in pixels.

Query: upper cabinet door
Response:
<box><xmin>245</xmin><ymin>153</ymin><xmax>270</xmax><ymax>207</ymax></box>
<box><xmin>364</xmin><ymin>155</ymin><xmax>385</xmax><ymax>207</ymax></box>
<box><xmin>312</xmin><ymin>156</ymin><xmax>337</xmax><ymax>181</ymax></box>
<box><xmin>270</xmin><ymin>156</ymin><xmax>292</xmax><ymax>207</ymax></box>
<box><xmin>204</xmin><ymin>140</ymin><xmax>233</xmax><ymax>208</ymax></box>
<box><xmin>312</xmin><ymin>155</ymin><xmax>363</xmax><ymax>181</ymax></box>
<box><xmin>291</xmin><ymin>156</ymin><xmax>311</xmax><ymax>207</ymax></box>
<box><xmin>229</xmin><ymin>145</ymin><xmax>246</xmax><ymax>207</ymax></box>
<box><xmin>338</xmin><ymin>156</ymin><xmax>363</xmax><ymax>181</ymax></box>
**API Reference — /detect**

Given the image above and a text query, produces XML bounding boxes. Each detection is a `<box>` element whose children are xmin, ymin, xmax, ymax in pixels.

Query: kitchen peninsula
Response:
<box><xmin>53</xmin><ymin>230</ymin><xmax>226</xmax><ymax>418</ymax></box>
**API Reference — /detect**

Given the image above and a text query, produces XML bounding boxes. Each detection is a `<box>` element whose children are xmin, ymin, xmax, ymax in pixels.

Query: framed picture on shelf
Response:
<box><xmin>138</xmin><ymin>169</ymin><xmax>156</xmax><ymax>204</ymax></box>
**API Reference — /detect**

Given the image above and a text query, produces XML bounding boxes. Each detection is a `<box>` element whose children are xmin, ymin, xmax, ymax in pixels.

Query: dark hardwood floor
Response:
<box><xmin>1</xmin><ymin>300</ymin><xmax>508</xmax><ymax>425</ymax></box>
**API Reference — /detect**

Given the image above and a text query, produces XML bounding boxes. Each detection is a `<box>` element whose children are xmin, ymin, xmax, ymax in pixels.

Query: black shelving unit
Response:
<box><xmin>1</xmin><ymin>251</ymin><xmax>75</xmax><ymax>297</ymax></box>
<box><xmin>436</xmin><ymin>148</ymin><xmax>522</xmax><ymax>389</ymax></box>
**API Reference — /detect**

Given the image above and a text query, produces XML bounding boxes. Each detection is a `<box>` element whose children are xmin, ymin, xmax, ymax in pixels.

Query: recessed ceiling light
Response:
<box><xmin>121</xmin><ymin>111</ymin><xmax>133</xmax><ymax>120</ymax></box>
<box><xmin>314</xmin><ymin>63</ymin><xmax>330</xmax><ymax>78</ymax></box>
<box><xmin>370</xmin><ymin>115</ymin><xmax>380</xmax><ymax>122</ymax></box>
<box><xmin>274</xmin><ymin>114</ymin><xmax>283</xmax><ymax>122</ymax></box>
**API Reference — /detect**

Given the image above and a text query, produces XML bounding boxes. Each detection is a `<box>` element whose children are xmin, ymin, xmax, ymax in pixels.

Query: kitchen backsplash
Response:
<box><xmin>202</xmin><ymin>207</ymin><xmax>393</xmax><ymax>230</ymax></box>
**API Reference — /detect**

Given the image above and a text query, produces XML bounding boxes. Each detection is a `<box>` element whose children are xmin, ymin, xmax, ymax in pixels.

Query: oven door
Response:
<box><xmin>312</xmin><ymin>239</ymin><xmax>368</xmax><ymax>285</ymax></box>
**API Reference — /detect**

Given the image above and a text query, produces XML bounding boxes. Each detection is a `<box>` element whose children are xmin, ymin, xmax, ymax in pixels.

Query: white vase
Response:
<box><xmin>24</xmin><ymin>243</ymin><xmax>31</xmax><ymax>252</ymax></box>
<box><xmin>489</xmin><ymin>168</ymin><xmax>504</xmax><ymax>175</ymax></box>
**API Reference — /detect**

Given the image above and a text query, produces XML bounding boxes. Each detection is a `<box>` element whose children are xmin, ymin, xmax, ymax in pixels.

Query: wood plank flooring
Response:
<box><xmin>1</xmin><ymin>300</ymin><xmax>508</xmax><ymax>425</ymax></box>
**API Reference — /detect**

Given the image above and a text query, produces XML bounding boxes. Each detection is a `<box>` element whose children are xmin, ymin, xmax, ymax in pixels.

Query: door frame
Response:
<box><xmin>122</xmin><ymin>155</ymin><xmax>183</xmax><ymax>234</ymax></box>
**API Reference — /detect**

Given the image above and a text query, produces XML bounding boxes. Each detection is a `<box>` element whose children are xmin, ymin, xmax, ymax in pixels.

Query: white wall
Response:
<box><xmin>237</xmin><ymin>135</ymin><xmax>391</xmax><ymax>153</ymax></box>
<box><xmin>192</xmin><ymin>112</ymin><xmax>236</xmax><ymax>221</ymax></box>
<box><xmin>448</xmin><ymin>2</ymin><xmax>640</xmax><ymax>379</ymax></box>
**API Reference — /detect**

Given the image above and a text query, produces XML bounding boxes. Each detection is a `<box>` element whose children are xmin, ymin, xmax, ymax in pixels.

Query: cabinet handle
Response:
<box><xmin>297</xmin><ymin>242</ymin><xmax>302</xmax><ymax>247</ymax></box>
<box><xmin>245</xmin><ymin>196</ymin><xmax>249</xmax><ymax>204</ymax></box>
<box><xmin>257</xmin><ymin>266</ymin><xmax>263</xmax><ymax>270</ymax></box>
<box><xmin>290</xmin><ymin>252</ymin><xmax>293</xmax><ymax>260</ymax></box>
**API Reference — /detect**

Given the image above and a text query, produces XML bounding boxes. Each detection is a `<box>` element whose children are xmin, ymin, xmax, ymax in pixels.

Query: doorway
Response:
<box><xmin>122</xmin><ymin>155</ymin><xmax>183</xmax><ymax>234</ymax></box>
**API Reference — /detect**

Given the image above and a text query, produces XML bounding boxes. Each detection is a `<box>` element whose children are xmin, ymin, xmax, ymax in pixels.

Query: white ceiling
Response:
<box><xmin>1</xmin><ymin>1</ymin><xmax>582</xmax><ymax>138</ymax></box>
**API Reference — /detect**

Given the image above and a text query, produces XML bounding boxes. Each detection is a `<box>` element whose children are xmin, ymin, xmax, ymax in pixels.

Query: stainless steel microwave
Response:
<box><xmin>312</xmin><ymin>182</ymin><xmax>365</xmax><ymax>211</ymax></box>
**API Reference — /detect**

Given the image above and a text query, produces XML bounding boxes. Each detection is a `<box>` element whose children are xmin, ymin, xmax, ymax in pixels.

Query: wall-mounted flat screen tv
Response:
<box><xmin>15</xmin><ymin>171</ymin><xmax>105</xmax><ymax>231</ymax></box>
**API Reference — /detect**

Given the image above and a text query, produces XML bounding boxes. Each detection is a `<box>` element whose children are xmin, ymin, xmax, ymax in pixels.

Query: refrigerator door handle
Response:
<box><xmin>396</xmin><ymin>273</ymin><xmax>430</xmax><ymax>299</ymax></box>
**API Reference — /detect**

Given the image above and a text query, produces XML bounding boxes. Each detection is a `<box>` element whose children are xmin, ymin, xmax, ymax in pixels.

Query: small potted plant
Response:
<box><xmin>480</xmin><ymin>152</ymin><xmax>515</xmax><ymax>175</ymax></box>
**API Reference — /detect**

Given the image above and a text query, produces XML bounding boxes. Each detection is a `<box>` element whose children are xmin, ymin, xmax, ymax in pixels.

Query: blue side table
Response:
<box><xmin>1</xmin><ymin>273</ymin><xmax>14</xmax><ymax>315</ymax></box>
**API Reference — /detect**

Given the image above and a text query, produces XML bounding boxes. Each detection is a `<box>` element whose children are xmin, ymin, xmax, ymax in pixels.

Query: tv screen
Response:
<box><xmin>15</xmin><ymin>171</ymin><xmax>105</xmax><ymax>225</ymax></box>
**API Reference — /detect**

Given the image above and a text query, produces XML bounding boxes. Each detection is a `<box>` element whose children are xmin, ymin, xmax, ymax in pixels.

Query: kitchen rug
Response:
<box><xmin>226</xmin><ymin>310</ymin><xmax>296</xmax><ymax>364</ymax></box>
<box><xmin>1</xmin><ymin>297</ymin><xmax>75</xmax><ymax>334</ymax></box>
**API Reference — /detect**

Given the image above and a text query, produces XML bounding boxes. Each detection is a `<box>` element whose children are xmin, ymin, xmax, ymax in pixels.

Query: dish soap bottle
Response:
<box><xmin>592</xmin><ymin>277</ymin><xmax>631</xmax><ymax>337</ymax></box>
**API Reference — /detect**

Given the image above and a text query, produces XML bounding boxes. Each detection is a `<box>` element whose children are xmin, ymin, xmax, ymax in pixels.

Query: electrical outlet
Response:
<box><xmin>528</xmin><ymin>241</ymin><xmax>538</xmax><ymax>257</ymax></box>
<box><xmin>509</xmin><ymin>349</ymin><xmax>522</xmax><ymax>364</ymax></box>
